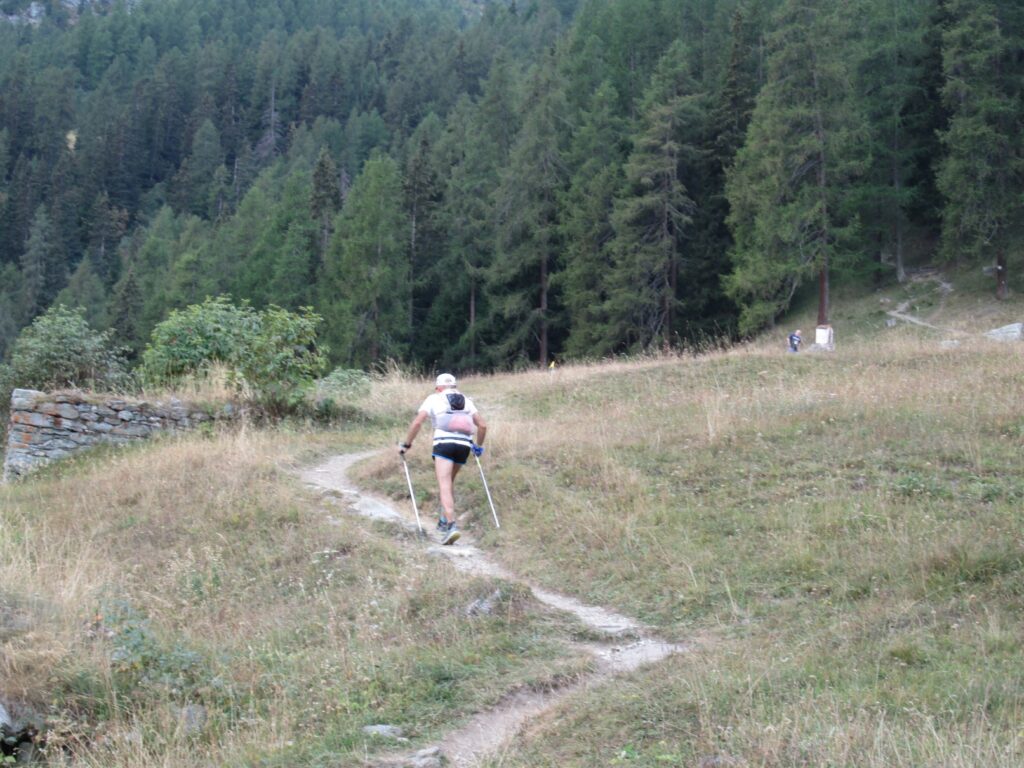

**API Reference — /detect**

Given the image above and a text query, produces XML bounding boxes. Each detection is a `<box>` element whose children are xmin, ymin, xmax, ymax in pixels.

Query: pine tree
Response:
<box><xmin>853</xmin><ymin>0</ymin><xmax>934</xmax><ymax>284</ymax></box>
<box><xmin>489</xmin><ymin>56</ymin><xmax>569</xmax><ymax>366</ymax></box>
<box><xmin>0</xmin><ymin>264</ymin><xmax>24</xmax><ymax>360</ymax></box>
<box><xmin>310</xmin><ymin>147</ymin><xmax>343</xmax><ymax>268</ymax></box>
<box><xmin>725</xmin><ymin>0</ymin><xmax>868</xmax><ymax>333</ymax></box>
<box><xmin>322</xmin><ymin>153</ymin><xmax>409</xmax><ymax>366</ymax></box>
<box><xmin>712</xmin><ymin>6</ymin><xmax>760</xmax><ymax>174</ymax></box>
<box><xmin>20</xmin><ymin>205</ymin><xmax>67</xmax><ymax>323</ymax></box>
<box><xmin>402</xmin><ymin>117</ymin><xmax>446</xmax><ymax>356</ymax></box>
<box><xmin>0</xmin><ymin>128</ymin><xmax>10</xmax><ymax>201</ymax></box>
<box><xmin>85</xmin><ymin>191</ymin><xmax>129</xmax><ymax>287</ymax></box>
<box><xmin>604</xmin><ymin>41</ymin><xmax>703</xmax><ymax>351</ymax></box>
<box><xmin>53</xmin><ymin>256</ymin><xmax>107</xmax><ymax>330</ymax></box>
<box><xmin>109</xmin><ymin>264</ymin><xmax>143</xmax><ymax>360</ymax></box>
<box><xmin>173</xmin><ymin>118</ymin><xmax>225</xmax><ymax>217</ymax></box>
<box><xmin>434</xmin><ymin>60</ymin><xmax>520</xmax><ymax>367</ymax></box>
<box><xmin>559</xmin><ymin>80</ymin><xmax>626</xmax><ymax>357</ymax></box>
<box><xmin>937</xmin><ymin>0</ymin><xmax>1023</xmax><ymax>299</ymax></box>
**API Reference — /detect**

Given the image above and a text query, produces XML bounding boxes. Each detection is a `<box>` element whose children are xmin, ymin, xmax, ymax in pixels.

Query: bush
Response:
<box><xmin>141</xmin><ymin>297</ymin><xmax>327</xmax><ymax>416</ymax></box>
<box><xmin>140</xmin><ymin>296</ymin><xmax>256</xmax><ymax>383</ymax></box>
<box><xmin>317</xmin><ymin>367</ymin><xmax>372</xmax><ymax>400</ymax></box>
<box><xmin>241</xmin><ymin>305</ymin><xmax>327</xmax><ymax>416</ymax></box>
<box><xmin>305</xmin><ymin>368</ymin><xmax>374</xmax><ymax>424</ymax></box>
<box><xmin>1</xmin><ymin>305</ymin><xmax>127</xmax><ymax>396</ymax></box>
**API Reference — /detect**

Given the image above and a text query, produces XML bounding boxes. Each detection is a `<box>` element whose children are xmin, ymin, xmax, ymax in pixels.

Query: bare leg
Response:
<box><xmin>434</xmin><ymin>458</ymin><xmax>461</xmax><ymax>524</ymax></box>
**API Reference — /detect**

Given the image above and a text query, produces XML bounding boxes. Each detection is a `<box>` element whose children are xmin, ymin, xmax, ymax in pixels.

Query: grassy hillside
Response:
<box><xmin>359</xmin><ymin>276</ymin><xmax>1024</xmax><ymax>766</ymax></box>
<box><xmin>0</xmin><ymin>423</ymin><xmax>587</xmax><ymax>765</ymax></box>
<box><xmin>3</xmin><ymin>272</ymin><xmax>1023</xmax><ymax>766</ymax></box>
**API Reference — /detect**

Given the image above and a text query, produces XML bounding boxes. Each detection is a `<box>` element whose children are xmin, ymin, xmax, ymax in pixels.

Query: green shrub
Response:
<box><xmin>318</xmin><ymin>367</ymin><xmax>372</xmax><ymax>399</ymax></box>
<box><xmin>0</xmin><ymin>306</ymin><xmax>128</xmax><ymax>423</ymax></box>
<box><xmin>141</xmin><ymin>297</ymin><xmax>327</xmax><ymax>416</ymax></box>
<box><xmin>140</xmin><ymin>296</ymin><xmax>256</xmax><ymax>383</ymax></box>
<box><xmin>5</xmin><ymin>305</ymin><xmax>127</xmax><ymax>391</ymax></box>
<box><xmin>241</xmin><ymin>305</ymin><xmax>327</xmax><ymax>416</ymax></box>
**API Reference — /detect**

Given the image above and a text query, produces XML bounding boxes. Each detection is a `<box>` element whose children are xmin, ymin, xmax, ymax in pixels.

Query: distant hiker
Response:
<box><xmin>398</xmin><ymin>373</ymin><xmax>487</xmax><ymax>545</ymax></box>
<box><xmin>788</xmin><ymin>329</ymin><xmax>802</xmax><ymax>353</ymax></box>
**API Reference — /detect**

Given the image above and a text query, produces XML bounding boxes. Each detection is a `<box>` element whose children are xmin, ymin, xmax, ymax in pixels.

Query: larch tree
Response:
<box><xmin>937</xmin><ymin>0</ymin><xmax>1023</xmax><ymax>299</ymax></box>
<box><xmin>489</xmin><ymin>54</ymin><xmax>569</xmax><ymax>366</ymax></box>
<box><xmin>20</xmin><ymin>206</ymin><xmax>67</xmax><ymax>324</ymax></box>
<box><xmin>310</xmin><ymin>146</ymin><xmax>343</xmax><ymax>269</ymax></box>
<box><xmin>323</xmin><ymin>153</ymin><xmax>409</xmax><ymax>366</ymax></box>
<box><xmin>559</xmin><ymin>80</ymin><xmax>626</xmax><ymax>357</ymax></box>
<box><xmin>725</xmin><ymin>0</ymin><xmax>868</xmax><ymax>334</ymax></box>
<box><xmin>853</xmin><ymin>0</ymin><xmax>934</xmax><ymax>284</ymax></box>
<box><xmin>604</xmin><ymin>40</ymin><xmax>703</xmax><ymax>351</ymax></box>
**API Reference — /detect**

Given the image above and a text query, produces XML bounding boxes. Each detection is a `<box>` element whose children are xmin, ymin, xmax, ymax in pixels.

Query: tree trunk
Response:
<box><xmin>812</xmin><ymin>64</ymin><xmax>830</xmax><ymax>327</ymax></box>
<box><xmin>893</xmin><ymin>128</ymin><xmax>906</xmax><ymax>284</ymax></box>
<box><xmin>469</xmin><ymin>281</ymin><xmax>476</xmax><ymax>361</ymax></box>
<box><xmin>371</xmin><ymin>298</ymin><xmax>380</xmax><ymax>361</ymax></box>
<box><xmin>408</xmin><ymin>205</ymin><xmax>417</xmax><ymax>338</ymax></box>
<box><xmin>996</xmin><ymin>248</ymin><xmax>1008</xmax><ymax>300</ymax></box>
<box><xmin>817</xmin><ymin>266</ymin><xmax>829</xmax><ymax>326</ymax></box>
<box><xmin>539</xmin><ymin>251</ymin><xmax>548</xmax><ymax>366</ymax></box>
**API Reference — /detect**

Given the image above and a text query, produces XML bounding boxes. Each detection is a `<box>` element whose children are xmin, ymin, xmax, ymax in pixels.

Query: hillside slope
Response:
<box><xmin>3</xmin><ymin>280</ymin><xmax>1023</xmax><ymax>765</ymax></box>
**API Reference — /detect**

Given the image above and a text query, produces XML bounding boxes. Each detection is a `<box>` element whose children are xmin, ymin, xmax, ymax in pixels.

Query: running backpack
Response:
<box><xmin>436</xmin><ymin>393</ymin><xmax>474</xmax><ymax>435</ymax></box>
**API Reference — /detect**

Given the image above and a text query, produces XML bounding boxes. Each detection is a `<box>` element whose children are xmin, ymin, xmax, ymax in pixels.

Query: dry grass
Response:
<box><xmin>5</xmin><ymin>281</ymin><xmax>1024</xmax><ymax>766</ymax></box>
<box><xmin>389</xmin><ymin>332</ymin><xmax>1024</xmax><ymax>767</ymax></box>
<box><xmin>1</xmin><ymin>426</ymin><xmax>582</xmax><ymax>766</ymax></box>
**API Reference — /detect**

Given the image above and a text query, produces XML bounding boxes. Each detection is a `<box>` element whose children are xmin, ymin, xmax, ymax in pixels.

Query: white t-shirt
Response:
<box><xmin>419</xmin><ymin>390</ymin><xmax>478</xmax><ymax>446</ymax></box>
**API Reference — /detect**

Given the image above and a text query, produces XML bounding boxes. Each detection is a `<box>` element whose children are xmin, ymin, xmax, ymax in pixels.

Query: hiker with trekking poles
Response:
<box><xmin>398</xmin><ymin>373</ymin><xmax>493</xmax><ymax>545</ymax></box>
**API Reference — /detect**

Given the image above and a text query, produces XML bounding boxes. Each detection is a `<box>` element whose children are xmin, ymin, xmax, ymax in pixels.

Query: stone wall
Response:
<box><xmin>3</xmin><ymin>389</ymin><xmax>233</xmax><ymax>480</ymax></box>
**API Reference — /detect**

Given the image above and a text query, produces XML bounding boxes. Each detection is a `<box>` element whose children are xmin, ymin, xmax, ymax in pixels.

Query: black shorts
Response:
<box><xmin>432</xmin><ymin>442</ymin><xmax>471</xmax><ymax>465</ymax></box>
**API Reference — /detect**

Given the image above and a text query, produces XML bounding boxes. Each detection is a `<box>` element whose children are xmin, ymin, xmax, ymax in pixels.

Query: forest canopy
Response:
<box><xmin>0</xmin><ymin>0</ymin><xmax>1021</xmax><ymax>371</ymax></box>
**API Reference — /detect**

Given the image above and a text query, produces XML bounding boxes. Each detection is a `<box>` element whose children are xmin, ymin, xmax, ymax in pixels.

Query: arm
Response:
<box><xmin>473</xmin><ymin>412</ymin><xmax>487</xmax><ymax>446</ymax></box>
<box><xmin>399</xmin><ymin>411</ymin><xmax>430</xmax><ymax>454</ymax></box>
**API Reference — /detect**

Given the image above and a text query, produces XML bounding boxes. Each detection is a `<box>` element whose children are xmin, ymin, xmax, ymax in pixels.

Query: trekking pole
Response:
<box><xmin>475</xmin><ymin>455</ymin><xmax>500</xmax><ymax>529</ymax></box>
<box><xmin>400</xmin><ymin>454</ymin><xmax>424</xmax><ymax>534</ymax></box>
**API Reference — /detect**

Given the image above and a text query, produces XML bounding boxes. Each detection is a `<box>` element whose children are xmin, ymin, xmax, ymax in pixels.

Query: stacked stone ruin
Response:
<box><xmin>3</xmin><ymin>389</ymin><xmax>232</xmax><ymax>480</ymax></box>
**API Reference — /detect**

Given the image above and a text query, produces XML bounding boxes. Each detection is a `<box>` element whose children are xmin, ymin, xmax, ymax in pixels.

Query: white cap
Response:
<box><xmin>435</xmin><ymin>373</ymin><xmax>457</xmax><ymax>387</ymax></box>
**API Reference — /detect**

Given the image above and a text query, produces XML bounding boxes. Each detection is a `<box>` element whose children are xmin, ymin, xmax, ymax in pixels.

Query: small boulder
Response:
<box><xmin>984</xmin><ymin>322</ymin><xmax>1023</xmax><ymax>342</ymax></box>
<box><xmin>465</xmin><ymin>589</ymin><xmax>503</xmax><ymax>617</ymax></box>
<box><xmin>0</xmin><ymin>698</ymin><xmax>45</xmax><ymax>753</ymax></box>
<box><xmin>362</xmin><ymin>724</ymin><xmax>406</xmax><ymax>741</ymax></box>
<box><xmin>408</xmin><ymin>746</ymin><xmax>442</xmax><ymax>768</ymax></box>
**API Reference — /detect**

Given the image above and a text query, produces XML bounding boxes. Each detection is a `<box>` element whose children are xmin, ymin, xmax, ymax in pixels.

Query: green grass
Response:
<box><xmin>447</xmin><ymin>334</ymin><xmax>1024</xmax><ymax>765</ymax></box>
<box><xmin>0</xmin><ymin>425</ymin><xmax>586</xmax><ymax>766</ymax></box>
<box><xmin>5</xmin><ymin>266</ymin><xmax>1024</xmax><ymax>766</ymax></box>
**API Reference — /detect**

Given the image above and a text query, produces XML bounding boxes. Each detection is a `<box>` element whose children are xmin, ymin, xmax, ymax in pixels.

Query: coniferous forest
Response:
<box><xmin>0</xmin><ymin>0</ymin><xmax>1021</xmax><ymax>371</ymax></box>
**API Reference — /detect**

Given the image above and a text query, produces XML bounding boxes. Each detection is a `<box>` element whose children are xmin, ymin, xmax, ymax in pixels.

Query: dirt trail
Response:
<box><xmin>301</xmin><ymin>453</ymin><xmax>685</xmax><ymax>768</ymax></box>
<box><xmin>886</xmin><ymin>271</ymin><xmax>958</xmax><ymax>333</ymax></box>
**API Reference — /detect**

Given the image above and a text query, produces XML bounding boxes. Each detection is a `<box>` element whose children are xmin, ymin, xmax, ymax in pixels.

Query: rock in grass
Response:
<box><xmin>362</xmin><ymin>724</ymin><xmax>406</xmax><ymax>740</ymax></box>
<box><xmin>698</xmin><ymin>756</ymin><xmax>738</xmax><ymax>768</ymax></box>
<box><xmin>0</xmin><ymin>697</ymin><xmax>44</xmax><ymax>752</ymax></box>
<box><xmin>465</xmin><ymin>589</ymin><xmax>503</xmax><ymax>617</ymax></box>
<box><xmin>408</xmin><ymin>746</ymin><xmax>442</xmax><ymax>768</ymax></box>
<box><xmin>984</xmin><ymin>323</ymin><xmax>1024</xmax><ymax>342</ymax></box>
<box><xmin>371</xmin><ymin>745</ymin><xmax>441</xmax><ymax>768</ymax></box>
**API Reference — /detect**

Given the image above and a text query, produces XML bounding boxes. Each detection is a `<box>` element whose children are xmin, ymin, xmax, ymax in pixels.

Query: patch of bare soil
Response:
<box><xmin>301</xmin><ymin>454</ymin><xmax>686</xmax><ymax>768</ymax></box>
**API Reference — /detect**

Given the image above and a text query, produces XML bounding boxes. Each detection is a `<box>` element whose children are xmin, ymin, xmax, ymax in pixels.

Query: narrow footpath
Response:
<box><xmin>301</xmin><ymin>453</ymin><xmax>685</xmax><ymax>768</ymax></box>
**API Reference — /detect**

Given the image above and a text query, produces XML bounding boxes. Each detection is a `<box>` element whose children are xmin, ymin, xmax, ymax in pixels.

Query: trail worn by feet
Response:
<box><xmin>302</xmin><ymin>453</ymin><xmax>686</xmax><ymax>768</ymax></box>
